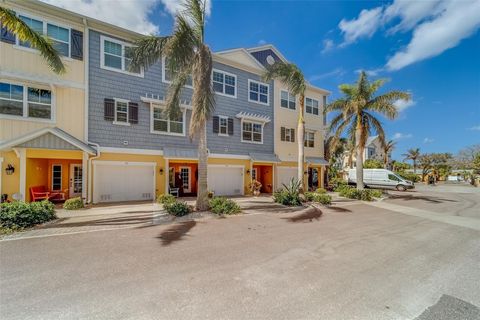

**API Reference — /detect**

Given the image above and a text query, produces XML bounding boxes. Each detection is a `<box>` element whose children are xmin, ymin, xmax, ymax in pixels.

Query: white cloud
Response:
<box><xmin>423</xmin><ymin>137</ymin><xmax>435</xmax><ymax>143</ymax></box>
<box><xmin>392</xmin><ymin>132</ymin><xmax>413</xmax><ymax>140</ymax></box>
<box><xmin>258</xmin><ymin>39</ymin><xmax>267</xmax><ymax>45</ymax></box>
<box><xmin>393</xmin><ymin>98</ymin><xmax>416</xmax><ymax>112</ymax></box>
<box><xmin>355</xmin><ymin>68</ymin><xmax>384</xmax><ymax>77</ymax></box>
<box><xmin>160</xmin><ymin>0</ymin><xmax>211</xmax><ymax>17</ymax></box>
<box><xmin>338</xmin><ymin>0</ymin><xmax>480</xmax><ymax>70</ymax></box>
<box><xmin>339</xmin><ymin>7</ymin><xmax>384</xmax><ymax>46</ymax></box>
<box><xmin>468</xmin><ymin>125</ymin><xmax>480</xmax><ymax>131</ymax></box>
<box><xmin>40</xmin><ymin>0</ymin><xmax>159</xmax><ymax>35</ymax></box>
<box><xmin>309</xmin><ymin>68</ymin><xmax>345</xmax><ymax>81</ymax></box>
<box><xmin>321</xmin><ymin>39</ymin><xmax>334</xmax><ymax>53</ymax></box>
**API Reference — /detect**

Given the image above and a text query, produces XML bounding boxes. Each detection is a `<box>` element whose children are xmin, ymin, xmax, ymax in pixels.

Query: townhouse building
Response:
<box><xmin>0</xmin><ymin>0</ymin><xmax>330</xmax><ymax>204</ymax></box>
<box><xmin>341</xmin><ymin>135</ymin><xmax>387</xmax><ymax>170</ymax></box>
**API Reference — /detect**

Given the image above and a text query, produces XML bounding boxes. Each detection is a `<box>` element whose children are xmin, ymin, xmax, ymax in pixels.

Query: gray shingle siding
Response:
<box><xmin>88</xmin><ymin>30</ymin><xmax>274</xmax><ymax>156</ymax></box>
<box><xmin>250</xmin><ymin>49</ymin><xmax>282</xmax><ymax>68</ymax></box>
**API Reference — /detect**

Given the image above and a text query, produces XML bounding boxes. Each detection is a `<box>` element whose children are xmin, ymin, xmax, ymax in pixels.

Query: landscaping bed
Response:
<box><xmin>0</xmin><ymin>200</ymin><xmax>57</xmax><ymax>234</ymax></box>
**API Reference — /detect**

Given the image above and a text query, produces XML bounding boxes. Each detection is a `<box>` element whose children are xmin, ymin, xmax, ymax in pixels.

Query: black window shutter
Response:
<box><xmin>280</xmin><ymin>127</ymin><xmax>285</xmax><ymax>141</ymax></box>
<box><xmin>291</xmin><ymin>128</ymin><xmax>295</xmax><ymax>142</ymax></box>
<box><xmin>1</xmin><ymin>11</ymin><xmax>16</xmax><ymax>44</ymax></box>
<box><xmin>213</xmin><ymin>116</ymin><xmax>219</xmax><ymax>133</ymax></box>
<box><xmin>227</xmin><ymin>118</ymin><xmax>234</xmax><ymax>135</ymax></box>
<box><xmin>104</xmin><ymin>98</ymin><xmax>115</xmax><ymax>121</ymax></box>
<box><xmin>70</xmin><ymin>29</ymin><xmax>83</xmax><ymax>60</ymax></box>
<box><xmin>128</xmin><ymin>102</ymin><xmax>138</xmax><ymax>124</ymax></box>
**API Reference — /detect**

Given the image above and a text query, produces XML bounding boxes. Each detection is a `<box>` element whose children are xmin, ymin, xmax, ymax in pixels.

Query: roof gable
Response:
<box><xmin>214</xmin><ymin>48</ymin><xmax>266</xmax><ymax>71</ymax></box>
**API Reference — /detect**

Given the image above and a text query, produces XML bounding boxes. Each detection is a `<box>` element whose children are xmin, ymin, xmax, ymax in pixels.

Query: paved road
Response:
<box><xmin>1</xmin><ymin>186</ymin><xmax>479</xmax><ymax>319</ymax></box>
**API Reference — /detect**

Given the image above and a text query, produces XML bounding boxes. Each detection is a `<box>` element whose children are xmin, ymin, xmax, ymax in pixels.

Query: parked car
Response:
<box><xmin>348</xmin><ymin>169</ymin><xmax>415</xmax><ymax>191</ymax></box>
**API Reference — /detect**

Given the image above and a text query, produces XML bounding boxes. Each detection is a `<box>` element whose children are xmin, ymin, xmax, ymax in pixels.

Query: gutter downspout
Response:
<box><xmin>87</xmin><ymin>142</ymin><xmax>100</xmax><ymax>204</ymax></box>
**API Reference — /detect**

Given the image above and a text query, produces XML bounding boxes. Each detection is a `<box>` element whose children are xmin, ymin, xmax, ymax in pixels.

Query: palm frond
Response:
<box><xmin>368</xmin><ymin>90</ymin><xmax>410</xmax><ymax>119</ymax></box>
<box><xmin>129</xmin><ymin>36</ymin><xmax>169</xmax><ymax>72</ymax></box>
<box><xmin>325</xmin><ymin>98</ymin><xmax>347</xmax><ymax>113</ymax></box>
<box><xmin>182</xmin><ymin>0</ymin><xmax>206</xmax><ymax>42</ymax></box>
<box><xmin>166</xmin><ymin>13</ymin><xmax>197</xmax><ymax>72</ymax></box>
<box><xmin>0</xmin><ymin>6</ymin><xmax>65</xmax><ymax>74</ymax></box>
<box><xmin>364</xmin><ymin>112</ymin><xmax>386</xmax><ymax>148</ymax></box>
<box><xmin>263</xmin><ymin>61</ymin><xmax>306</xmax><ymax>95</ymax></box>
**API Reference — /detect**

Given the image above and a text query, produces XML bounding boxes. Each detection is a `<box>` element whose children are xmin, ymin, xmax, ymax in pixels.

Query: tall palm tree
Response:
<box><xmin>327</xmin><ymin>71</ymin><xmax>410</xmax><ymax>190</ymax></box>
<box><xmin>382</xmin><ymin>139</ymin><xmax>396</xmax><ymax>169</ymax></box>
<box><xmin>263</xmin><ymin>62</ymin><xmax>307</xmax><ymax>193</ymax></box>
<box><xmin>403</xmin><ymin>148</ymin><xmax>421</xmax><ymax>174</ymax></box>
<box><xmin>0</xmin><ymin>6</ymin><xmax>65</xmax><ymax>73</ymax></box>
<box><xmin>129</xmin><ymin>0</ymin><xmax>214</xmax><ymax>210</ymax></box>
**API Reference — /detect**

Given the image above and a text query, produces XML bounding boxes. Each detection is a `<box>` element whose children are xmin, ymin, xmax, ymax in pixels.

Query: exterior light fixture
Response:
<box><xmin>159</xmin><ymin>168</ymin><xmax>164</xmax><ymax>175</ymax></box>
<box><xmin>246</xmin><ymin>169</ymin><xmax>250</xmax><ymax>175</ymax></box>
<box><xmin>5</xmin><ymin>164</ymin><xmax>14</xmax><ymax>175</ymax></box>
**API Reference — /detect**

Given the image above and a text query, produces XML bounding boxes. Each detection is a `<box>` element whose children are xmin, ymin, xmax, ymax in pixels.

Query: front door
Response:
<box><xmin>69</xmin><ymin>164</ymin><xmax>82</xmax><ymax>198</ymax></box>
<box><xmin>180</xmin><ymin>167</ymin><xmax>191</xmax><ymax>193</ymax></box>
<box><xmin>308</xmin><ymin>168</ymin><xmax>319</xmax><ymax>191</ymax></box>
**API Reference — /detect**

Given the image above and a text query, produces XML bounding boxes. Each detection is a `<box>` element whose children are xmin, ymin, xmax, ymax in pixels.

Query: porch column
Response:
<box><xmin>82</xmin><ymin>152</ymin><xmax>88</xmax><ymax>202</ymax></box>
<box><xmin>0</xmin><ymin>157</ymin><xmax>3</xmax><ymax>198</ymax></box>
<box><xmin>165</xmin><ymin>159</ymin><xmax>169</xmax><ymax>194</ymax></box>
<box><xmin>14</xmin><ymin>148</ymin><xmax>26</xmax><ymax>201</ymax></box>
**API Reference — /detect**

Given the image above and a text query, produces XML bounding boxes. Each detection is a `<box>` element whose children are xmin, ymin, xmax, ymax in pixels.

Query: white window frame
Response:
<box><xmin>252</xmin><ymin>168</ymin><xmax>257</xmax><ymax>181</ymax></box>
<box><xmin>305</xmin><ymin>97</ymin><xmax>320</xmax><ymax>116</ymax></box>
<box><xmin>100</xmin><ymin>35</ymin><xmax>144</xmax><ymax>77</ymax></box>
<box><xmin>284</xmin><ymin>127</ymin><xmax>295</xmax><ymax>143</ymax></box>
<box><xmin>218</xmin><ymin>115</ymin><xmax>229</xmax><ymax>136</ymax></box>
<box><xmin>241</xmin><ymin>120</ymin><xmax>264</xmax><ymax>144</ymax></box>
<box><xmin>248</xmin><ymin>79</ymin><xmax>269</xmax><ymax>106</ymax></box>
<box><xmin>13</xmin><ymin>12</ymin><xmax>72</xmax><ymax>60</ymax></box>
<box><xmin>280</xmin><ymin>90</ymin><xmax>296</xmax><ymax>110</ymax></box>
<box><xmin>161</xmin><ymin>56</ymin><xmax>193</xmax><ymax>88</ymax></box>
<box><xmin>51</xmin><ymin>164</ymin><xmax>62</xmax><ymax>191</ymax></box>
<box><xmin>150</xmin><ymin>104</ymin><xmax>186</xmax><ymax>137</ymax></box>
<box><xmin>304</xmin><ymin>131</ymin><xmax>315</xmax><ymax>148</ymax></box>
<box><xmin>0</xmin><ymin>80</ymin><xmax>55</xmax><ymax>123</ymax></box>
<box><xmin>113</xmin><ymin>98</ymin><xmax>130</xmax><ymax>126</ymax></box>
<box><xmin>212</xmin><ymin>69</ymin><xmax>237</xmax><ymax>98</ymax></box>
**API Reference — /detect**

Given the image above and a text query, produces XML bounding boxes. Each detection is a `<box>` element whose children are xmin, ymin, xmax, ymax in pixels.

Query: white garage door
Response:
<box><xmin>94</xmin><ymin>162</ymin><xmax>155</xmax><ymax>203</ymax></box>
<box><xmin>276</xmin><ymin>167</ymin><xmax>297</xmax><ymax>190</ymax></box>
<box><xmin>208</xmin><ymin>165</ymin><xmax>244</xmax><ymax>196</ymax></box>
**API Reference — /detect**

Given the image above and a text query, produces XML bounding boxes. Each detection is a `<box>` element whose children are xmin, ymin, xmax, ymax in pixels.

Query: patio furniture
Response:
<box><xmin>48</xmin><ymin>189</ymin><xmax>68</xmax><ymax>202</ymax></box>
<box><xmin>30</xmin><ymin>186</ymin><xmax>50</xmax><ymax>202</ymax></box>
<box><xmin>169</xmin><ymin>187</ymin><xmax>180</xmax><ymax>198</ymax></box>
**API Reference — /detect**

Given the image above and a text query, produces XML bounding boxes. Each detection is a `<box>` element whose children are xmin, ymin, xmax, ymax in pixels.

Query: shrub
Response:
<box><xmin>273</xmin><ymin>178</ymin><xmax>302</xmax><ymax>206</ymax></box>
<box><xmin>335</xmin><ymin>184</ymin><xmax>352</xmax><ymax>193</ymax></box>
<box><xmin>364</xmin><ymin>159</ymin><xmax>384</xmax><ymax>169</ymax></box>
<box><xmin>311</xmin><ymin>193</ymin><xmax>332</xmax><ymax>205</ymax></box>
<box><xmin>337</xmin><ymin>186</ymin><xmax>379</xmax><ymax>201</ymax></box>
<box><xmin>370</xmin><ymin>189</ymin><xmax>383</xmax><ymax>198</ymax></box>
<box><xmin>304</xmin><ymin>192</ymin><xmax>315</xmax><ymax>202</ymax></box>
<box><xmin>360</xmin><ymin>190</ymin><xmax>373</xmax><ymax>201</ymax></box>
<box><xmin>209</xmin><ymin>197</ymin><xmax>241</xmax><ymax>215</ymax></box>
<box><xmin>164</xmin><ymin>201</ymin><xmax>192</xmax><ymax>217</ymax></box>
<box><xmin>397</xmin><ymin>172</ymin><xmax>420</xmax><ymax>183</ymax></box>
<box><xmin>63</xmin><ymin>197</ymin><xmax>84</xmax><ymax>210</ymax></box>
<box><xmin>315</xmin><ymin>188</ymin><xmax>327</xmax><ymax>194</ymax></box>
<box><xmin>157</xmin><ymin>194</ymin><xmax>176</xmax><ymax>205</ymax></box>
<box><xmin>0</xmin><ymin>200</ymin><xmax>56</xmax><ymax>229</ymax></box>
<box><xmin>331</xmin><ymin>177</ymin><xmax>348</xmax><ymax>191</ymax></box>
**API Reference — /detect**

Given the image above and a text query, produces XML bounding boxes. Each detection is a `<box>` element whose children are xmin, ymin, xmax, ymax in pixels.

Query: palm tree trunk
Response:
<box><xmin>297</xmin><ymin>93</ymin><xmax>305</xmax><ymax>194</ymax></box>
<box><xmin>196</xmin><ymin>125</ymin><xmax>209</xmax><ymax>211</ymax></box>
<box><xmin>355</xmin><ymin>122</ymin><xmax>364</xmax><ymax>190</ymax></box>
<box><xmin>413</xmin><ymin>159</ymin><xmax>417</xmax><ymax>174</ymax></box>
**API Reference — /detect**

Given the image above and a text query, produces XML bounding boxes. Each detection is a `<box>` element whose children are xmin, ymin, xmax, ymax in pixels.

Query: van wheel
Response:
<box><xmin>396</xmin><ymin>185</ymin><xmax>407</xmax><ymax>191</ymax></box>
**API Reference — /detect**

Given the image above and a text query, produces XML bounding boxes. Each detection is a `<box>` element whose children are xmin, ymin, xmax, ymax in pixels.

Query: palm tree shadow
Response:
<box><xmin>283</xmin><ymin>207</ymin><xmax>323</xmax><ymax>223</ymax></box>
<box><xmin>327</xmin><ymin>206</ymin><xmax>352</xmax><ymax>213</ymax></box>
<box><xmin>388</xmin><ymin>194</ymin><xmax>457</xmax><ymax>204</ymax></box>
<box><xmin>157</xmin><ymin>221</ymin><xmax>197</xmax><ymax>246</ymax></box>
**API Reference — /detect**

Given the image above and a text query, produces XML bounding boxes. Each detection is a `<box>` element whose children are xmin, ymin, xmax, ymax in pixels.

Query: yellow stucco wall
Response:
<box><xmin>1</xmin><ymin>151</ymin><xmax>20</xmax><ymax>201</ymax></box>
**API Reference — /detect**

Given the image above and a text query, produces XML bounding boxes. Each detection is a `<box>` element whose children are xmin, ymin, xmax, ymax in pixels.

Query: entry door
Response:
<box><xmin>70</xmin><ymin>164</ymin><xmax>82</xmax><ymax>198</ymax></box>
<box><xmin>180</xmin><ymin>167</ymin><xmax>191</xmax><ymax>193</ymax></box>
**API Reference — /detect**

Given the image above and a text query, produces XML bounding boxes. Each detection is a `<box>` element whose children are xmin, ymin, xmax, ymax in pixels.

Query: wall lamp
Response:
<box><xmin>159</xmin><ymin>168</ymin><xmax>164</xmax><ymax>175</ymax></box>
<box><xmin>246</xmin><ymin>169</ymin><xmax>250</xmax><ymax>175</ymax></box>
<box><xmin>5</xmin><ymin>164</ymin><xmax>15</xmax><ymax>175</ymax></box>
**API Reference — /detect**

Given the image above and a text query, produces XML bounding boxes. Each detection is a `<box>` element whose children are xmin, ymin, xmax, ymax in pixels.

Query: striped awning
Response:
<box><xmin>249</xmin><ymin>153</ymin><xmax>281</xmax><ymax>163</ymax></box>
<box><xmin>306</xmin><ymin>157</ymin><xmax>329</xmax><ymax>165</ymax></box>
<box><xmin>163</xmin><ymin>147</ymin><xmax>198</xmax><ymax>159</ymax></box>
<box><xmin>236</xmin><ymin>111</ymin><xmax>271</xmax><ymax>123</ymax></box>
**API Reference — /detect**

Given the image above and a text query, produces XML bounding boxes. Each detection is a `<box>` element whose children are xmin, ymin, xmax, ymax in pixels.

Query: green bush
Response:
<box><xmin>396</xmin><ymin>172</ymin><xmax>420</xmax><ymax>183</ymax></box>
<box><xmin>273</xmin><ymin>178</ymin><xmax>302</xmax><ymax>206</ymax></box>
<box><xmin>364</xmin><ymin>159</ymin><xmax>384</xmax><ymax>169</ymax></box>
<box><xmin>370</xmin><ymin>189</ymin><xmax>383</xmax><ymax>198</ymax></box>
<box><xmin>0</xmin><ymin>200</ymin><xmax>56</xmax><ymax>229</ymax></box>
<box><xmin>164</xmin><ymin>201</ymin><xmax>192</xmax><ymax>217</ymax></box>
<box><xmin>157</xmin><ymin>194</ymin><xmax>176</xmax><ymax>205</ymax></box>
<box><xmin>335</xmin><ymin>184</ymin><xmax>352</xmax><ymax>193</ymax></box>
<box><xmin>311</xmin><ymin>193</ymin><xmax>332</xmax><ymax>205</ymax></box>
<box><xmin>337</xmin><ymin>186</ymin><xmax>380</xmax><ymax>201</ymax></box>
<box><xmin>209</xmin><ymin>197</ymin><xmax>241</xmax><ymax>215</ymax></box>
<box><xmin>331</xmin><ymin>178</ymin><xmax>348</xmax><ymax>191</ymax></box>
<box><xmin>304</xmin><ymin>192</ymin><xmax>315</xmax><ymax>202</ymax></box>
<box><xmin>63</xmin><ymin>197</ymin><xmax>84</xmax><ymax>210</ymax></box>
<box><xmin>315</xmin><ymin>188</ymin><xmax>327</xmax><ymax>194</ymax></box>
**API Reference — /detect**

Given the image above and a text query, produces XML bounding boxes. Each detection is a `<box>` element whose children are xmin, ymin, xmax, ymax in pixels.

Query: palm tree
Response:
<box><xmin>382</xmin><ymin>139</ymin><xmax>396</xmax><ymax>169</ymax></box>
<box><xmin>327</xmin><ymin>71</ymin><xmax>410</xmax><ymax>190</ymax></box>
<box><xmin>129</xmin><ymin>0</ymin><xmax>214</xmax><ymax>210</ymax></box>
<box><xmin>0</xmin><ymin>6</ymin><xmax>65</xmax><ymax>73</ymax></box>
<box><xmin>403</xmin><ymin>148</ymin><xmax>421</xmax><ymax>174</ymax></box>
<box><xmin>263</xmin><ymin>62</ymin><xmax>307</xmax><ymax>193</ymax></box>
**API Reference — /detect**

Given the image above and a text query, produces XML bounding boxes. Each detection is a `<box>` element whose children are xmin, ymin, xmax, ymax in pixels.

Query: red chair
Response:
<box><xmin>30</xmin><ymin>186</ymin><xmax>50</xmax><ymax>202</ymax></box>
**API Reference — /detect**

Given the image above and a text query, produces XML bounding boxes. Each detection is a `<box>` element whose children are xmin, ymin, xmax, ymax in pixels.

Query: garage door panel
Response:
<box><xmin>94</xmin><ymin>163</ymin><xmax>155</xmax><ymax>203</ymax></box>
<box><xmin>276</xmin><ymin>167</ymin><xmax>297</xmax><ymax>190</ymax></box>
<box><xmin>208</xmin><ymin>166</ymin><xmax>243</xmax><ymax>196</ymax></box>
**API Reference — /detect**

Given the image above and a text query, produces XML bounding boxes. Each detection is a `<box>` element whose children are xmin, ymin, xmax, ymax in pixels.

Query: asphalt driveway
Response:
<box><xmin>1</xmin><ymin>187</ymin><xmax>479</xmax><ymax>320</ymax></box>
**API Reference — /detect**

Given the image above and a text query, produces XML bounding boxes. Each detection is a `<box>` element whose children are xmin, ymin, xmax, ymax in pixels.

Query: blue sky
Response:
<box><xmin>47</xmin><ymin>0</ymin><xmax>480</xmax><ymax>160</ymax></box>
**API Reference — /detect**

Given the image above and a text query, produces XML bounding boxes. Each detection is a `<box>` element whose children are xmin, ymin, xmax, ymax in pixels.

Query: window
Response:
<box><xmin>219</xmin><ymin>116</ymin><xmax>228</xmax><ymax>135</ymax></box>
<box><xmin>323</xmin><ymin>96</ymin><xmax>327</xmax><ymax>126</ymax></box>
<box><xmin>305</xmin><ymin>97</ymin><xmax>319</xmax><ymax>115</ymax></box>
<box><xmin>162</xmin><ymin>57</ymin><xmax>193</xmax><ymax>87</ymax></box>
<box><xmin>101</xmin><ymin>36</ymin><xmax>142</xmax><ymax>76</ymax></box>
<box><xmin>47</xmin><ymin>23</ymin><xmax>69</xmax><ymax>56</ymax></box>
<box><xmin>388</xmin><ymin>174</ymin><xmax>401</xmax><ymax>182</ymax></box>
<box><xmin>52</xmin><ymin>165</ymin><xmax>62</xmax><ymax>191</ymax></box>
<box><xmin>242</xmin><ymin>121</ymin><xmax>262</xmax><ymax>143</ymax></box>
<box><xmin>281</xmin><ymin>127</ymin><xmax>295</xmax><ymax>142</ymax></box>
<box><xmin>19</xmin><ymin>15</ymin><xmax>43</xmax><ymax>49</ymax></box>
<box><xmin>248</xmin><ymin>80</ymin><xmax>269</xmax><ymax>105</ymax></box>
<box><xmin>213</xmin><ymin>70</ymin><xmax>236</xmax><ymax>97</ymax></box>
<box><xmin>281</xmin><ymin>90</ymin><xmax>296</xmax><ymax>110</ymax></box>
<box><xmin>0</xmin><ymin>82</ymin><xmax>24</xmax><ymax>116</ymax></box>
<box><xmin>252</xmin><ymin>168</ymin><xmax>257</xmax><ymax>181</ymax></box>
<box><xmin>304</xmin><ymin>131</ymin><xmax>315</xmax><ymax>148</ymax></box>
<box><xmin>115</xmin><ymin>100</ymin><xmax>128</xmax><ymax>124</ymax></box>
<box><xmin>0</xmin><ymin>81</ymin><xmax>52</xmax><ymax>120</ymax></box>
<box><xmin>152</xmin><ymin>106</ymin><xmax>185</xmax><ymax>135</ymax></box>
<box><xmin>368</xmin><ymin>147</ymin><xmax>376</xmax><ymax>158</ymax></box>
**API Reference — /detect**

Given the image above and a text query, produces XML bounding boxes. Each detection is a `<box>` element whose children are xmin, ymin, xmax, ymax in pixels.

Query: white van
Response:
<box><xmin>348</xmin><ymin>169</ymin><xmax>415</xmax><ymax>191</ymax></box>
